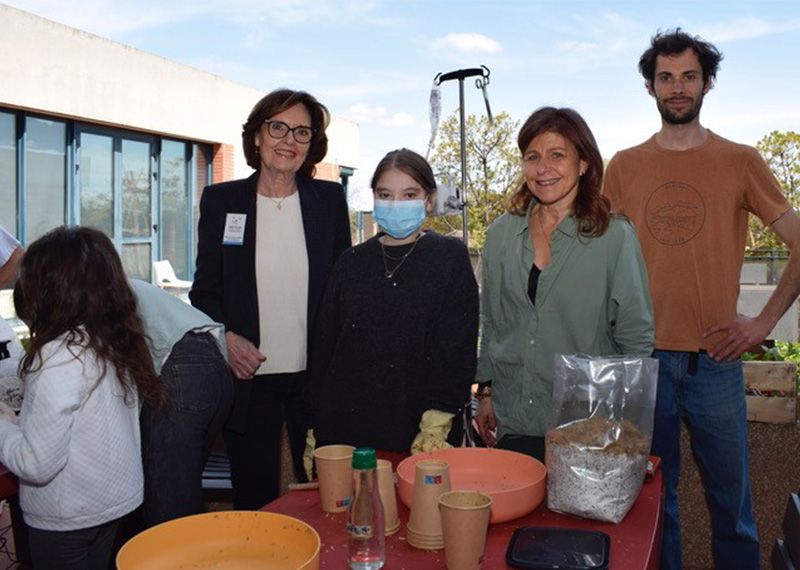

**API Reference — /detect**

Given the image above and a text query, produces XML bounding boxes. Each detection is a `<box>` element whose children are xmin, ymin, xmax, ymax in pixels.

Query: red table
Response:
<box><xmin>263</xmin><ymin>470</ymin><xmax>664</xmax><ymax>569</ymax></box>
<box><xmin>0</xmin><ymin>464</ymin><xmax>17</xmax><ymax>501</ymax></box>
<box><xmin>0</xmin><ymin>463</ymin><xmax>32</xmax><ymax>565</ymax></box>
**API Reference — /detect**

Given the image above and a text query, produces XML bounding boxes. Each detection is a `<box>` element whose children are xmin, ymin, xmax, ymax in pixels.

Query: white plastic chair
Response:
<box><xmin>153</xmin><ymin>260</ymin><xmax>192</xmax><ymax>291</ymax></box>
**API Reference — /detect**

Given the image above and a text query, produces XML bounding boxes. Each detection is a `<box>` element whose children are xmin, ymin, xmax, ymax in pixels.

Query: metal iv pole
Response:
<box><xmin>433</xmin><ymin>65</ymin><xmax>492</xmax><ymax>244</ymax></box>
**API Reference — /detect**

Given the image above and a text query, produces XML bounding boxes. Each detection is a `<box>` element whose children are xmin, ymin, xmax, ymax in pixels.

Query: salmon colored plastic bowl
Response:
<box><xmin>397</xmin><ymin>448</ymin><xmax>546</xmax><ymax>524</ymax></box>
<box><xmin>116</xmin><ymin>511</ymin><xmax>321</xmax><ymax>570</ymax></box>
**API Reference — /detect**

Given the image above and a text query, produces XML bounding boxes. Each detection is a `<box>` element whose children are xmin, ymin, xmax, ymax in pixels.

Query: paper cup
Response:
<box><xmin>376</xmin><ymin>459</ymin><xmax>400</xmax><ymax>535</ymax></box>
<box><xmin>313</xmin><ymin>445</ymin><xmax>355</xmax><ymax>513</ymax></box>
<box><xmin>438</xmin><ymin>491</ymin><xmax>493</xmax><ymax>570</ymax></box>
<box><xmin>406</xmin><ymin>459</ymin><xmax>451</xmax><ymax>549</ymax></box>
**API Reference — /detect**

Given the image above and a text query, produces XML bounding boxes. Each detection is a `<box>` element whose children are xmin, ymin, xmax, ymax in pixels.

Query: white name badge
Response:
<box><xmin>223</xmin><ymin>213</ymin><xmax>246</xmax><ymax>245</ymax></box>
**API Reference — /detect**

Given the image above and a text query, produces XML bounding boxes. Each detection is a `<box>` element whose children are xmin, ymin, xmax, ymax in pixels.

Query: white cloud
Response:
<box><xmin>344</xmin><ymin>104</ymin><xmax>415</xmax><ymax>128</ymax></box>
<box><xmin>379</xmin><ymin>112</ymin><xmax>414</xmax><ymax>127</ymax></box>
<box><xmin>432</xmin><ymin>33</ymin><xmax>503</xmax><ymax>54</ymax></box>
<box><xmin>697</xmin><ymin>17</ymin><xmax>800</xmax><ymax>43</ymax></box>
<box><xmin>554</xmin><ymin>40</ymin><xmax>598</xmax><ymax>54</ymax></box>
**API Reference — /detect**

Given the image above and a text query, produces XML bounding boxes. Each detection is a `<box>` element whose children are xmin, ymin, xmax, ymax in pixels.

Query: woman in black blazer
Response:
<box><xmin>190</xmin><ymin>88</ymin><xmax>351</xmax><ymax>509</ymax></box>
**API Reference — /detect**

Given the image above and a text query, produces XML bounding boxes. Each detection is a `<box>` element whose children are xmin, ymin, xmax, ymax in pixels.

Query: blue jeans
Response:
<box><xmin>29</xmin><ymin>519</ymin><xmax>119</xmax><ymax>570</ymax></box>
<box><xmin>651</xmin><ymin>350</ymin><xmax>759</xmax><ymax>570</ymax></box>
<box><xmin>141</xmin><ymin>331</ymin><xmax>234</xmax><ymax>527</ymax></box>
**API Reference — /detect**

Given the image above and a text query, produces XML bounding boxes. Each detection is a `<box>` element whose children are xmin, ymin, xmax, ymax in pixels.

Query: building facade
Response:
<box><xmin>0</xmin><ymin>4</ymin><xmax>359</xmax><ymax>289</ymax></box>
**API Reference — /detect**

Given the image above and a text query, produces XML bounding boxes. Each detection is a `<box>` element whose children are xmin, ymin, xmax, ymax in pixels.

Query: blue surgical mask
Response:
<box><xmin>373</xmin><ymin>199</ymin><xmax>427</xmax><ymax>239</ymax></box>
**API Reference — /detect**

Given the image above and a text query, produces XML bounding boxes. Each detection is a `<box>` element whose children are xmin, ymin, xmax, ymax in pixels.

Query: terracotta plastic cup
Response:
<box><xmin>406</xmin><ymin>459</ymin><xmax>451</xmax><ymax>549</ymax></box>
<box><xmin>376</xmin><ymin>459</ymin><xmax>400</xmax><ymax>535</ymax></box>
<box><xmin>438</xmin><ymin>490</ymin><xmax>493</xmax><ymax>570</ymax></box>
<box><xmin>313</xmin><ymin>445</ymin><xmax>355</xmax><ymax>513</ymax></box>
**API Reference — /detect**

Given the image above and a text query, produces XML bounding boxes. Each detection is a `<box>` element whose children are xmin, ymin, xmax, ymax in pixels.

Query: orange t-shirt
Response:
<box><xmin>604</xmin><ymin>131</ymin><xmax>790</xmax><ymax>352</ymax></box>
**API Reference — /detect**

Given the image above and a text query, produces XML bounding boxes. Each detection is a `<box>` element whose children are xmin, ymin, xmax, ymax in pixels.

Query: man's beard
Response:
<box><xmin>656</xmin><ymin>93</ymin><xmax>704</xmax><ymax>125</ymax></box>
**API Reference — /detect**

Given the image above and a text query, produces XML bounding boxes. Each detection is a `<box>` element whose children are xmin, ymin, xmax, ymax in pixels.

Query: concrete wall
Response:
<box><xmin>738</xmin><ymin>285</ymin><xmax>799</xmax><ymax>341</ymax></box>
<box><xmin>0</xmin><ymin>4</ymin><xmax>359</xmax><ymax>180</ymax></box>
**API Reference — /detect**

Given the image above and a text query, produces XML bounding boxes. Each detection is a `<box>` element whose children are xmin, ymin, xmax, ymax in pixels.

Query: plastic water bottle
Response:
<box><xmin>347</xmin><ymin>447</ymin><xmax>385</xmax><ymax>570</ymax></box>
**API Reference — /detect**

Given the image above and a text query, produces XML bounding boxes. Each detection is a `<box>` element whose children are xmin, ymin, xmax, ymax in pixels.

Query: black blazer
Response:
<box><xmin>190</xmin><ymin>171</ymin><xmax>351</xmax><ymax>429</ymax></box>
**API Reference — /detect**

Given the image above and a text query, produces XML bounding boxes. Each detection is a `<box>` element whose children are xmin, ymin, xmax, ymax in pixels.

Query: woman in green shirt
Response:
<box><xmin>473</xmin><ymin>107</ymin><xmax>654</xmax><ymax>459</ymax></box>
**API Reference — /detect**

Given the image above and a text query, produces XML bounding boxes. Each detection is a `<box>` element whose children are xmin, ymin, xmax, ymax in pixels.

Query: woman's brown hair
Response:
<box><xmin>509</xmin><ymin>107</ymin><xmax>610</xmax><ymax>237</ymax></box>
<box><xmin>241</xmin><ymin>88</ymin><xmax>330</xmax><ymax>178</ymax></box>
<box><xmin>14</xmin><ymin>226</ymin><xmax>163</xmax><ymax>407</ymax></box>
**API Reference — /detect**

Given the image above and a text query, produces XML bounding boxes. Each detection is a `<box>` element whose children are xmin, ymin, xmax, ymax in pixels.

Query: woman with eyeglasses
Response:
<box><xmin>190</xmin><ymin>88</ymin><xmax>351</xmax><ymax>509</ymax></box>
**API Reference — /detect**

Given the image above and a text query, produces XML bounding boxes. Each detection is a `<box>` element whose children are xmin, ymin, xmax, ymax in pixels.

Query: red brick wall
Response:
<box><xmin>313</xmin><ymin>162</ymin><xmax>340</xmax><ymax>182</ymax></box>
<box><xmin>212</xmin><ymin>143</ymin><xmax>235</xmax><ymax>184</ymax></box>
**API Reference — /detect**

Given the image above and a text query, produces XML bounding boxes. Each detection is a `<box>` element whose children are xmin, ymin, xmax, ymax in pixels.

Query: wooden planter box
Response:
<box><xmin>744</xmin><ymin>361</ymin><xmax>798</xmax><ymax>424</ymax></box>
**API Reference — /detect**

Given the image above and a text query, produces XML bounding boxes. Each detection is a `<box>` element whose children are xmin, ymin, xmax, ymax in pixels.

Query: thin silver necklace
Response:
<box><xmin>381</xmin><ymin>234</ymin><xmax>423</xmax><ymax>279</ymax></box>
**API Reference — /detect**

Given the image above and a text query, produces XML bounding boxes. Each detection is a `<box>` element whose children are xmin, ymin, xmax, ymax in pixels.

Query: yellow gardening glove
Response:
<box><xmin>303</xmin><ymin>429</ymin><xmax>316</xmax><ymax>481</ymax></box>
<box><xmin>410</xmin><ymin>409</ymin><xmax>455</xmax><ymax>455</ymax></box>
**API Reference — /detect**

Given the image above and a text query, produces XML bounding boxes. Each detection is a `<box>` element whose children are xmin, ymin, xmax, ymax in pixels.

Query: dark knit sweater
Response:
<box><xmin>310</xmin><ymin>231</ymin><xmax>479</xmax><ymax>452</ymax></box>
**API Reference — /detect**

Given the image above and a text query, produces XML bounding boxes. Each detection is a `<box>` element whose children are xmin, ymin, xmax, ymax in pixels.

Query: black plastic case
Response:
<box><xmin>506</xmin><ymin>526</ymin><xmax>611</xmax><ymax>570</ymax></box>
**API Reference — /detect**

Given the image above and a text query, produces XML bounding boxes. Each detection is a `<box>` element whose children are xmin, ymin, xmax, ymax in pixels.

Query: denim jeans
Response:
<box><xmin>141</xmin><ymin>331</ymin><xmax>234</xmax><ymax>527</ymax></box>
<box><xmin>29</xmin><ymin>519</ymin><xmax>119</xmax><ymax>570</ymax></box>
<box><xmin>651</xmin><ymin>350</ymin><xmax>759</xmax><ymax>570</ymax></box>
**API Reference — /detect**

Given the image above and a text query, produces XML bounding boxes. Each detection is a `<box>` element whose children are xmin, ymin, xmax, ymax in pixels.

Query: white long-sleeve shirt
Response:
<box><xmin>0</xmin><ymin>334</ymin><xmax>142</xmax><ymax>530</ymax></box>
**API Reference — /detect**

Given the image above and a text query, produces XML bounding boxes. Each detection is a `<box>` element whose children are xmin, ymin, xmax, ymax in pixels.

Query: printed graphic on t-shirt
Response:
<box><xmin>645</xmin><ymin>182</ymin><xmax>705</xmax><ymax>246</ymax></box>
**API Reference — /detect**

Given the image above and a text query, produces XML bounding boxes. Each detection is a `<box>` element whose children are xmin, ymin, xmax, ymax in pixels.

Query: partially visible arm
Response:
<box><xmin>0</xmin><ymin>246</ymin><xmax>22</xmax><ymax>289</ymax></box>
<box><xmin>474</xmin><ymin>236</ymin><xmax>498</xmax><ymax>446</ymax></box>
<box><xmin>307</xmin><ymin>258</ymin><xmax>344</xmax><ymax>416</ymax></box>
<box><xmin>332</xmin><ymin>187</ymin><xmax>352</xmax><ymax>259</ymax></box>
<box><xmin>189</xmin><ymin>188</ymin><xmax>226</xmax><ymax>324</ymax></box>
<box><xmin>609</xmin><ymin>222</ymin><xmax>655</xmax><ymax>356</ymax></box>
<box><xmin>0</xmin><ymin>350</ymin><xmax>82</xmax><ymax>484</ymax></box>
<box><xmin>705</xmin><ymin>209</ymin><xmax>800</xmax><ymax>360</ymax></box>
<box><xmin>421</xmin><ymin>243</ymin><xmax>479</xmax><ymax>415</ymax></box>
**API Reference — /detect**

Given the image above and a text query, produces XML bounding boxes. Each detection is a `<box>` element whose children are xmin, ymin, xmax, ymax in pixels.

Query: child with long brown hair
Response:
<box><xmin>0</xmin><ymin>226</ymin><xmax>162</xmax><ymax>569</ymax></box>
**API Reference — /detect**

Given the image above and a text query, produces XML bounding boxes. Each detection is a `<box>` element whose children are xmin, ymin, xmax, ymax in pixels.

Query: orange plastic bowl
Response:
<box><xmin>397</xmin><ymin>448</ymin><xmax>546</xmax><ymax>524</ymax></box>
<box><xmin>117</xmin><ymin>511</ymin><xmax>320</xmax><ymax>570</ymax></box>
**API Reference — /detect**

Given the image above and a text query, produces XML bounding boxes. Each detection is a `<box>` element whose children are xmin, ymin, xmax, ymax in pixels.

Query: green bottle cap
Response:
<box><xmin>352</xmin><ymin>447</ymin><xmax>377</xmax><ymax>470</ymax></box>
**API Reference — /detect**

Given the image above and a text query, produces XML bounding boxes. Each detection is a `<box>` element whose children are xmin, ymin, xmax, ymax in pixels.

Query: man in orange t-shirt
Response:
<box><xmin>605</xmin><ymin>29</ymin><xmax>800</xmax><ymax>570</ymax></box>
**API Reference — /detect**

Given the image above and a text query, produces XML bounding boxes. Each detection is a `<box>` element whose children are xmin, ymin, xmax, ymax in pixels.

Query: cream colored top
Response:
<box><xmin>255</xmin><ymin>192</ymin><xmax>309</xmax><ymax>374</ymax></box>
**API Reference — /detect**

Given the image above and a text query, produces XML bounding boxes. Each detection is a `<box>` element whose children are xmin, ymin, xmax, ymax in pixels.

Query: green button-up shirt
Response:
<box><xmin>476</xmin><ymin>205</ymin><xmax>654</xmax><ymax>438</ymax></box>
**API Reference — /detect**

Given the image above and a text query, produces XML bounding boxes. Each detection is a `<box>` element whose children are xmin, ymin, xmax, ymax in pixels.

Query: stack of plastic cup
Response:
<box><xmin>406</xmin><ymin>459</ymin><xmax>451</xmax><ymax>550</ymax></box>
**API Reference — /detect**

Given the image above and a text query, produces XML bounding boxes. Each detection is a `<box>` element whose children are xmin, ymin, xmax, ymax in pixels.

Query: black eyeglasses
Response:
<box><xmin>263</xmin><ymin>120</ymin><xmax>315</xmax><ymax>144</ymax></box>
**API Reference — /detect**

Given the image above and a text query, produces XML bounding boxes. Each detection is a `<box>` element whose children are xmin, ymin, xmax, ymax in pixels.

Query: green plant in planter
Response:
<box><xmin>743</xmin><ymin>340</ymin><xmax>800</xmax><ymax>394</ymax></box>
<box><xmin>743</xmin><ymin>341</ymin><xmax>800</xmax><ymax>364</ymax></box>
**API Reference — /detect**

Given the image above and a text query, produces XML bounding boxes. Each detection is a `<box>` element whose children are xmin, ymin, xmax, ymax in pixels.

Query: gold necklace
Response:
<box><xmin>381</xmin><ymin>234</ymin><xmax>423</xmax><ymax>279</ymax></box>
<box><xmin>266</xmin><ymin>195</ymin><xmax>290</xmax><ymax>210</ymax></box>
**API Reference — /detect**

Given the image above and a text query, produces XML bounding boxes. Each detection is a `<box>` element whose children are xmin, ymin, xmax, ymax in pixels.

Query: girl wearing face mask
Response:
<box><xmin>309</xmin><ymin>148</ymin><xmax>479</xmax><ymax>463</ymax></box>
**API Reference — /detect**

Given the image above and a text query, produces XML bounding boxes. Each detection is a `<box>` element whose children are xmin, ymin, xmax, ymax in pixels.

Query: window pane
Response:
<box><xmin>121</xmin><ymin>242</ymin><xmax>151</xmax><ymax>281</ymax></box>
<box><xmin>25</xmin><ymin>117</ymin><xmax>66</xmax><ymax>243</ymax></box>
<box><xmin>0</xmin><ymin>112</ymin><xmax>17</xmax><ymax>235</ymax></box>
<box><xmin>162</xmin><ymin>140</ymin><xmax>189</xmax><ymax>280</ymax></box>
<box><xmin>121</xmin><ymin>139</ymin><xmax>152</xmax><ymax>239</ymax></box>
<box><xmin>193</xmin><ymin>143</ymin><xmax>210</xmax><ymax>269</ymax></box>
<box><xmin>79</xmin><ymin>133</ymin><xmax>114</xmax><ymax>237</ymax></box>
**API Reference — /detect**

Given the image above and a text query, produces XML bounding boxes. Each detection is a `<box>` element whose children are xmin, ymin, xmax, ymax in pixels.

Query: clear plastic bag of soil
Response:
<box><xmin>545</xmin><ymin>354</ymin><xmax>658</xmax><ymax>523</ymax></box>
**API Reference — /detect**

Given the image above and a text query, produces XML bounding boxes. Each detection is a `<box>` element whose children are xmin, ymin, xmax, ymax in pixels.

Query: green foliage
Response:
<box><xmin>425</xmin><ymin>111</ymin><xmax>521</xmax><ymax>251</ymax></box>
<box><xmin>742</xmin><ymin>340</ymin><xmax>800</xmax><ymax>365</ymax></box>
<box><xmin>748</xmin><ymin>131</ymin><xmax>800</xmax><ymax>251</ymax></box>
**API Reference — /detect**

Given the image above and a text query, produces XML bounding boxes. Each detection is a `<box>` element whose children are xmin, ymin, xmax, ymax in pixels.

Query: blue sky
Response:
<box><xmin>6</xmin><ymin>0</ymin><xmax>800</xmax><ymax>208</ymax></box>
